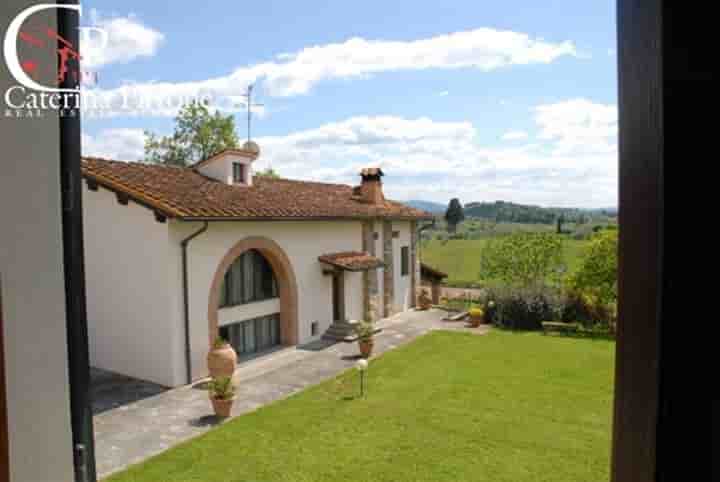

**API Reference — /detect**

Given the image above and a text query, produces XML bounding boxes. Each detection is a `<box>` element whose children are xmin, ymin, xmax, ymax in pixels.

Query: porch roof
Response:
<box><xmin>318</xmin><ymin>251</ymin><xmax>384</xmax><ymax>272</ymax></box>
<box><xmin>420</xmin><ymin>262</ymin><xmax>448</xmax><ymax>281</ymax></box>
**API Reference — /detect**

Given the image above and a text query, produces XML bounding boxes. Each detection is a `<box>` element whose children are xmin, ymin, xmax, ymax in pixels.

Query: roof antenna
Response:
<box><xmin>241</xmin><ymin>83</ymin><xmax>267</xmax><ymax>168</ymax></box>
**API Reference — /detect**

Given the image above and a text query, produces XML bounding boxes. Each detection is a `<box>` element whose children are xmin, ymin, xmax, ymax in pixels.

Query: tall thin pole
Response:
<box><xmin>58</xmin><ymin>2</ymin><xmax>96</xmax><ymax>481</ymax></box>
<box><xmin>247</xmin><ymin>84</ymin><xmax>252</xmax><ymax>142</ymax></box>
<box><xmin>243</xmin><ymin>83</ymin><xmax>264</xmax><ymax>143</ymax></box>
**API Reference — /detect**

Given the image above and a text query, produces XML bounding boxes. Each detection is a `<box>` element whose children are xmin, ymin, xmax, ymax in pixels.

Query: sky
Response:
<box><xmin>78</xmin><ymin>0</ymin><xmax>618</xmax><ymax>208</ymax></box>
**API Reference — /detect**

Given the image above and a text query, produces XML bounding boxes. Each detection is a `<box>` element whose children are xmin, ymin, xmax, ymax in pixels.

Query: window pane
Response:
<box><xmin>230</xmin><ymin>259</ymin><xmax>244</xmax><ymax>305</ymax></box>
<box><xmin>219</xmin><ymin>250</ymin><xmax>278</xmax><ymax>308</ymax></box>
<box><xmin>242</xmin><ymin>252</ymin><xmax>254</xmax><ymax>303</ymax></box>
<box><xmin>254</xmin><ymin>253</ymin><xmax>264</xmax><ymax>300</ymax></box>
<box><xmin>244</xmin><ymin>320</ymin><xmax>256</xmax><ymax>352</ymax></box>
<box><xmin>270</xmin><ymin>316</ymin><xmax>280</xmax><ymax>345</ymax></box>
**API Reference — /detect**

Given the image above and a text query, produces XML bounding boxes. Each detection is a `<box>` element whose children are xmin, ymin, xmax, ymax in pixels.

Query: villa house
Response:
<box><xmin>80</xmin><ymin>143</ymin><xmax>432</xmax><ymax>387</ymax></box>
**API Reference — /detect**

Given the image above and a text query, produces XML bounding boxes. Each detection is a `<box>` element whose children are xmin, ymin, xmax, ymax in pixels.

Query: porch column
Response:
<box><xmin>362</xmin><ymin>220</ymin><xmax>379</xmax><ymax>320</ymax></box>
<box><xmin>410</xmin><ymin>221</ymin><xmax>417</xmax><ymax>308</ymax></box>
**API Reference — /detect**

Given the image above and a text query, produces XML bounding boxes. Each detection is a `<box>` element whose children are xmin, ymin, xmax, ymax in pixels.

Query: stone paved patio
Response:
<box><xmin>93</xmin><ymin>308</ymin><xmax>489</xmax><ymax>478</ymax></box>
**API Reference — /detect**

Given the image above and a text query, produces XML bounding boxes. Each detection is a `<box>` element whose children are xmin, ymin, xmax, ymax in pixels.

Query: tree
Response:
<box><xmin>144</xmin><ymin>100</ymin><xmax>239</xmax><ymax>166</ymax></box>
<box><xmin>568</xmin><ymin>229</ymin><xmax>618</xmax><ymax>303</ymax></box>
<box><xmin>444</xmin><ymin>198</ymin><xmax>465</xmax><ymax>233</ymax></box>
<box><xmin>556</xmin><ymin>213</ymin><xmax>565</xmax><ymax>234</ymax></box>
<box><xmin>480</xmin><ymin>232</ymin><xmax>565</xmax><ymax>287</ymax></box>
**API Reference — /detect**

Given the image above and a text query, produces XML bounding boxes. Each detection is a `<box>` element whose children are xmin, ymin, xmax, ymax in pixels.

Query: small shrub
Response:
<box><xmin>208</xmin><ymin>376</ymin><xmax>235</xmax><ymax>400</ymax></box>
<box><xmin>354</xmin><ymin>320</ymin><xmax>375</xmax><ymax>341</ymax></box>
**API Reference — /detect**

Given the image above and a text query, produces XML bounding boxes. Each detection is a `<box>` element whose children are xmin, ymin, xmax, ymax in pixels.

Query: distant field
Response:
<box><xmin>420</xmin><ymin>238</ymin><xmax>589</xmax><ymax>287</ymax></box>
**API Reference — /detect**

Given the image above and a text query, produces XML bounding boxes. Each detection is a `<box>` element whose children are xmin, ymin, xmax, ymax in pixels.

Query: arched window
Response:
<box><xmin>219</xmin><ymin>249</ymin><xmax>278</xmax><ymax>308</ymax></box>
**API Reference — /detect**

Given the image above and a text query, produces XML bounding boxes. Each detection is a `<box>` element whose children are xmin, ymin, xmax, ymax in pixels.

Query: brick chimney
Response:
<box><xmin>359</xmin><ymin>168</ymin><xmax>385</xmax><ymax>204</ymax></box>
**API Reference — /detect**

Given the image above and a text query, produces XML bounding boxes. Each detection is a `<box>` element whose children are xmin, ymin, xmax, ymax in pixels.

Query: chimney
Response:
<box><xmin>359</xmin><ymin>168</ymin><xmax>385</xmax><ymax>204</ymax></box>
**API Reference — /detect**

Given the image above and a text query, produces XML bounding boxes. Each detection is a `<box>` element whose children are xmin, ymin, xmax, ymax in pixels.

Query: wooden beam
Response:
<box><xmin>613</xmin><ymin>1</ymin><xmax>663</xmax><ymax>481</ymax></box>
<box><xmin>154</xmin><ymin>211</ymin><xmax>167</xmax><ymax>223</ymax></box>
<box><xmin>85</xmin><ymin>178</ymin><xmax>98</xmax><ymax>191</ymax></box>
<box><xmin>115</xmin><ymin>192</ymin><xmax>129</xmax><ymax>205</ymax></box>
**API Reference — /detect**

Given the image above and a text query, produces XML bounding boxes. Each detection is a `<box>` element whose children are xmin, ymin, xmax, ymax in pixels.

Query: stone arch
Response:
<box><xmin>208</xmin><ymin>236</ymin><xmax>299</xmax><ymax>347</ymax></box>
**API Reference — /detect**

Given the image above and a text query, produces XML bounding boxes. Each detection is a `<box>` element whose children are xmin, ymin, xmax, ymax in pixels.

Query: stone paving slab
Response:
<box><xmin>93</xmin><ymin>309</ymin><xmax>489</xmax><ymax>478</ymax></box>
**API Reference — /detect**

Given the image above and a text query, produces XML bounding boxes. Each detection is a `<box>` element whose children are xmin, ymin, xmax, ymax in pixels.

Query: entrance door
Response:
<box><xmin>332</xmin><ymin>275</ymin><xmax>341</xmax><ymax>322</ymax></box>
<box><xmin>220</xmin><ymin>313</ymin><xmax>281</xmax><ymax>359</ymax></box>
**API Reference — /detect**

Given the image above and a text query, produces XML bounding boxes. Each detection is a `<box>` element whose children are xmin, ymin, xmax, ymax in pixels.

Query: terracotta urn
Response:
<box><xmin>358</xmin><ymin>339</ymin><xmax>374</xmax><ymax>359</ymax></box>
<box><xmin>207</xmin><ymin>341</ymin><xmax>237</xmax><ymax>378</ymax></box>
<box><xmin>210</xmin><ymin>396</ymin><xmax>235</xmax><ymax>418</ymax></box>
<box><xmin>417</xmin><ymin>290</ymin><xmax>432</xmax><ymax>310</ymax></box>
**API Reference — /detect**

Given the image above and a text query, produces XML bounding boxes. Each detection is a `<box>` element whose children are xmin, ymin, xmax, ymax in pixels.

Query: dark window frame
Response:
<box><xmin>232</xmin><ymin>162</ymin><xmax>246</xmax><ymax>184</ymax></box>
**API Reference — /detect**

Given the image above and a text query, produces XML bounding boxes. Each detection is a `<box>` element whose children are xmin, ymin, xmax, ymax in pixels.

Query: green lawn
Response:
<box><xmin>107</xmin><ymin>331</ymin><xmax>614</xmax><ymax>482</ymax></box>
<box><xmin>421</xmin><ymin>238</ymin><xmax>589</xmax><ymax>287</ymax></box>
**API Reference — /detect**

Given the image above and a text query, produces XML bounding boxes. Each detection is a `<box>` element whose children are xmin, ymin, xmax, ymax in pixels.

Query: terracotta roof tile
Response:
<box><xmin>318</xmin><ymin>251</ymin><xmax>384</xmax><ymax>271</ymax></box>
<box><xmin>81</xmin><ymin>157</ymin><xmax>433</xmax><ymax>221</ymax></box>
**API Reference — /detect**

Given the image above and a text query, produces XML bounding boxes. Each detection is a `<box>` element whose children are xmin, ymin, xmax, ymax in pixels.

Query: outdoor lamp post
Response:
<box><xmin>356</xmin><ymin>359</ymin><xmax>368</xmax><ymax>397</ymax></box>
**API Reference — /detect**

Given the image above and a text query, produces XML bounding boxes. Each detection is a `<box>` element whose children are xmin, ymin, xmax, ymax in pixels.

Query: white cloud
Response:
<box><xmin>253</xmin><ymin>102</ymin><xmax>617</xmax><ymax>207</ymax></box>
<box><xmin>439</xmin><ymin>90</ymin><xmax>450</xmax><ymax>97</ymax></box>
<box><xmin>257</xmin><ymin>29</ymin><xmax>577</xmax><ymax>97</ymax></box>
<box><xmin>82</xmin><ymin>128</ymin><xmax>145</xmax><ymax>161</ymax></box>
<box><xmin>81</xmin><ymin>11</ymin><xmax>164</xmax><ymax>69</ymax></box>
<box><xmin>534</xmin><ymin>98</ymin><xmax>617</xmax><ymax>155</ymax></box>
<box><xmin>82</xmin><ymin>99</ymin><xmax>617</xmax><ymax>207</ymax></box>
<box><xmin>85</xmin><ymin>27</ymin><xmax>576</xmax><ymax>117</ymax></box>
<box><xmin>501</xmin><ymin>130</ymin><xmax>529</xmax><ymax>141</ymax></box>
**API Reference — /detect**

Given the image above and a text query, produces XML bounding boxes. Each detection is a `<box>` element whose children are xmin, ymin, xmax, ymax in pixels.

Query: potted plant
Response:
<box><xmin>208</xmin><ymin>376</ymin><xmax>235</xmax><ymax>417</ymax></box>
<box><xmin>468</xmin><ymin>305</ymin><xmax>485</xmax><ymax>327</ymax></box>
<box><xmin>355</xmin><ymin>320</ymin><xmax>375</xmax><ymax>359</ymax></box>
<box><xmin>207</xmin><ymin>336</ymin><xmax>237</xmax><ymax>378</ymax></box>
<box><xmin>418</xmin><ymin>288</ymin><xmax>432</xmax><ymax>310</ymax></box>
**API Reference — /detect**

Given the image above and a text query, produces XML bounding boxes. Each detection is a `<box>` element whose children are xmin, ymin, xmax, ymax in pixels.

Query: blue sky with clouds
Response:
<box><xmin>79</xmin><ymin>0</ymin><xmax>618</xmax><ymax>207</ymax></box>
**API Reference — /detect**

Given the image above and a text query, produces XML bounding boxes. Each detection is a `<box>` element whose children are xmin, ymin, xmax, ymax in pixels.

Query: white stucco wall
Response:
<box><xmin>170</xmin><ymin>220</ymin><xmax>364</xmax><ymax>381</ymax></box>
<box><xmin>393</xmin><ymin>221</ymin><xmax>413</xmax><ymax>312</ymax></box>
<box><xmin>82</xmin><ymin>192</ymin><xmax>416</xmax><ymax>387</ymax></box>
<box><xmin>83</xmin><ymin>186</ymin><xmax>183</xmax><ymax>387</ymax></box>
<box><xmin>0</xmin><ymin>3</ymin><xmax>74</xmax><ymax>479</ymax></box>
<box><xmin>196</xmin><ymin>151</ymin><xmax>255</xmax><ymax>186</ymax></box>
<box><xmin>371</xmin><ymin>220</ymin><xmax>385</xmax><ymax>318</ymax></box>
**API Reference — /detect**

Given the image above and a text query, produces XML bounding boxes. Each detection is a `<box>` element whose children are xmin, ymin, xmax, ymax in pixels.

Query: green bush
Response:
<box><xmin>484</xmin><ymin>286</ymin><xmax>562</xmax><ymax>331</ymax></box>
<box><xmin>561</xmin><ymin>290</ymin><xmax>616</xmax><ymax>328</ymax></box>
<box><xmin>567</xmin><ymin>229</ymin><xmax>618</xmax><ymax>304</ymax></box>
